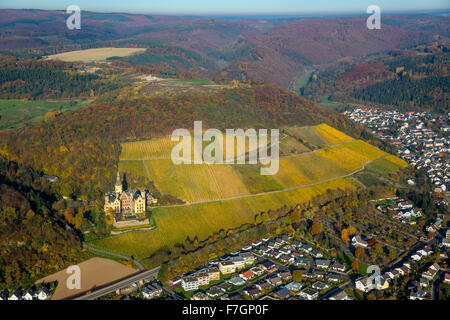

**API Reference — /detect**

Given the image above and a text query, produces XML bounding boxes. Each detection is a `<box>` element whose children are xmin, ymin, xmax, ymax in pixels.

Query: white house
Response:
<box><xmin>352</xmin><ymin>235</ymin><xmax>368</xmax><ymax>248</ymax></box>
<box><xmin>181</xmin><ymin>277</ymin><xmax>199</xmax><ymax>291</ymax></box>
<box><xmin>355</xmin><ymin>277</ymin><xmax>373</xmax><ymax>292</ymax></box>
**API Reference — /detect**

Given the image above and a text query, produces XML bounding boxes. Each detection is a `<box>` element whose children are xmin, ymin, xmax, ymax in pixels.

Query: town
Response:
<box><xmin>343</xmin><ymin>108</ymin><xmax>449</xmax><ymax>200</ymax></box>
<box><xmin>93</xmin><ymin>222</ymin><xmax>449</xmax><ymax>301</ymax></box>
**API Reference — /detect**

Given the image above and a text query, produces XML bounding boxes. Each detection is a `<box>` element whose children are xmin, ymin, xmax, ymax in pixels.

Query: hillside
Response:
<box><xmin>0</xmin><ymin>156</ymin><xmax>85</xmax><ymax>290</ymax></box>
<box><xmin>0</xmin><ymin>83</ymin><xmax>367</xmax><ymax>200</ymax></box>
<box><xmin>300</xmin><ymin>46</ymin><xmax>450</xmax><ymax>113</ymax></box>
<box><xmin>1</xmin><ymin>10</ymin><xmax>449</xmax><ymax>88</ymax></box>
<box><xmin>91</xmin><ymin>124</ymin><xmax>408</xmax><ymax>262</ymax></box>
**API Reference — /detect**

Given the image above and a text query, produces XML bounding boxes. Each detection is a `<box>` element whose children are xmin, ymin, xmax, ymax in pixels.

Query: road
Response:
<box><xmin>73</xmin><ymin>266</ymin><xmax>161</xmax><ymax>300</ymax></box>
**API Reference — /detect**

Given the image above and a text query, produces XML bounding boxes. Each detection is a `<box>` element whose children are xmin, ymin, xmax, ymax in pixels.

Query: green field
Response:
<box><xmin>317</xmin><ymin>95</ymin><xmax>343</xmax><ymax>110</ymax></box>
<box><xmin>0</xmin><ymin>99</ymin><xmax>90</xmax><ymax>130</ymax></box>
<box><xmin>292</xmin><ymin>70</ymin><xmax>313</xmax><ymax>93</ymax></box>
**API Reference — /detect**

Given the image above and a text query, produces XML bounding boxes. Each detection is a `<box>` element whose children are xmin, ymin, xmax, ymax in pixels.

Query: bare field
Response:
<box><xmin>46</xmin><ymin>47</ymin><xmax>146</xmax><ymax>62</ymax></box>
<box><xmin>36</xmin><ymin>257</ymin><xmax>139</xmax><ymax>300</ymax></box>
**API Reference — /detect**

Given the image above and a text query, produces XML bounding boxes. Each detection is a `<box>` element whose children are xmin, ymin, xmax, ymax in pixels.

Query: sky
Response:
<box><xmin>0</xmin><ymin>0</ymin><xmax>449</xmax><ymax>15</ymax></box>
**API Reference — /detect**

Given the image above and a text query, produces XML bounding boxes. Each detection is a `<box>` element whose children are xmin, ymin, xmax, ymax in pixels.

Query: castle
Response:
<box><xmin>104</xmin><ymin>171</ymin><xmax>157</xmax><ymax>220</ymax></box>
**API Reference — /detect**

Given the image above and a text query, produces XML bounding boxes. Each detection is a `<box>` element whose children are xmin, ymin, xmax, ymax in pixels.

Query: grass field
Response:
<box><xmin>292</xmin><ymin>70</ymin><xmax>313</xmax><ymax>93</ymax></box>
<box><xmin>317</xmin><ymin>95</ymin><xmax>343</xmax><ymax>110</ymax></box>
<box><xmin>46</xmin><ymin>47</ymin><xmax>147</xmax><ymax>62</ymax></box>
<box><xmin>0</xmin><ymin>99</ymin><xmax>90</xmax><ymax>130</ymax></box>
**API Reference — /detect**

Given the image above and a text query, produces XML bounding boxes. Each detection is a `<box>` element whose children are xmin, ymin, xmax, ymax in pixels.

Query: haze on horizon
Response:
<box><xmin>0</xmin><ymin>0</ymin><xmax>449</xmax><ymax>16</ymax></box>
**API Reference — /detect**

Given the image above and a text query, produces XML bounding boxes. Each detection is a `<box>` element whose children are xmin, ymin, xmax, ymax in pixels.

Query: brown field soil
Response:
<box><xmin>35</xmin><ymin>257</ymin><xmax>139</xmax><ymax>300</ymax></box>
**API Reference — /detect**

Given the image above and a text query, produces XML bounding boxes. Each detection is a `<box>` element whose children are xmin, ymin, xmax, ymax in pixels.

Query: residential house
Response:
<box><xmin>228</xmin><ymin>276</ymin><xmax>245</xmax><ymax>287</ymax></box>
<box><xmin>278</xmin><ymin>270</ymin><xmax>292</xmax><ymax>282</ymax></box>
<box><xmin>443</xmin><ymin>238</ymin><xmax>450</xmax><ymax>248</ymax></box>
<box><xmin>240</xmin><ymin>270</ymin><xmax>255</xmax><ymax>282</ymax></box>
<box><xmin>327</xmin><ymin>273</ymin><xmax>342</xmax><ymax>283</ymax></box>
<box><xmin>22</xmin><ymin>289</ymin><xmax>35</xmax><ymax>300</ymax></box>
<box><xmin>191</xmin><ymin>292</ymin><xmax>210</xmax><ymax>300</ymax></box>
<box><xmin>312</xmin><ymin>281</ymin><xmax>329</xmax><ymax>291</ymax></box>
<box><xmin>352</xmin><ymin>235</ymin><xmax>368</xmax><ymax>248</ymax></box>
<box><xmin>267</xmin><ymin>275</ymin><xmax>282</xmax><ymax>287</ymax></box>
<box><xmin>355</xmin><ymin>277</ymin><xmax>373</xmax><ymax>292</ymax></box>
<box><xmin>409</xmin><ymin>287</ymin><xmax>428</xmax><ymax>300</ymax></box>
<box><xmin>331</xmin><ymin>262</ymin><xmax>346</xmax><ymax>272</ymax></box>
<box><xmin>255</xmin><ymin>281</ymin><xmax>273</xmax><ymax>292</ymax></box>
<box><xmin>8</xmin><ymin>290</ymin><xmax>22</xmax><ymax>300</ymax></box>
<box><xmin>300</xmin><ymin>244</ymin><xmax>313</xmax><ymax>253</ymax></box>
<box><xmin>0</xmin><ymin>291</ymin><xmax>8</xmax><ymax>300</ymax></box>
<box><xmin>315</xmin><ymin>259</ymin><xmax>330</xmax><ymax>269</ymax></box>
<box><xmin>181</xmin><ymin>277</ymin><xmax>199</xmax><ymax>292</ymax></box>
<box><xmin>299</xmin><ymin>287</ymin><xmax>319</xmax><ymax>300</ymax></box>
<box><xmin>294</xmin><ymin>256</ymin><xmax>309</xmax><ymax>267</ymax></box>
<box><xmin>196</xmin><ymin>272</ymin><xmax>210</xmax><ymax>286</ymax></box>
<box><xmin>419</xmin><ymin>277</ymin><xmax>430</xmax><ymax>288</ymax></box>
<box><xmin>279</xmin><ymin>254</ymin><xmax>294</xmax><ymax>264</ymax></box>
<box><xmin>206</xmin><ymin>286</ymin><xmax>225</xmax><ymax>298</ymax></box>
<box><xmin>219</xmin><ymin>261</ymin><xmax>236</xmax><ymax>274</ymax></box>
<box><xmin>273</xmin><ymin>287</ymin><xmax>291</xmax><ymax>300</ymax></box>
<box><xmin>376</xmin><ymin>274</ymin><xmax>390</xmax><ymax>290</ymax></box>
<box><xmin>142</xmin><ymin>283</ymin><xmax>162</xmax><ymax>299</ymax></box>
<box><xmin>206</xmin><ymin>267</ymin><xmax>220</xmax><ymax>281</ymax></box>
<box><xmin>230</xmin><ymin>256</ymin><xmax>245</xmax><ymax>270</ymax></box>
<box><xmin>244</xmin><ymin>287</ymin><xmax>262</xmax><ymax>299</ymax></box>
<box><xmin>36</xmin><ymin>287</ymin><xmax>51</xmax><ymax>300</ymax></box>
<box><xmin>329</xmin><ymin>290</ymin><xmax>352</xmax><ymax>300</ymax></box>
<box><xmin>310</xmin><ymin>249</ymin><xmax>323</xmax><ymax>258</ymax></box>
<box><xmin>259</xmin><ymin>260</ymin><xmax>277</xmax><ymax>273</ymax></box>
<box><xmin>312</xmin><ymin>270</ymin><xmax>324</xmax><ymax>279</ymax></box>
<box><xmin>250</xmin><ymin>267</ymin><xmax>264</xmax><ymax>276</ymax></box>
<box><xmin>240</xmin><ymin>252</ymin><xmax>255</xmax><ymax>266</ymax></box>
<box><xmin>444</xmin><ymin>273</ymin><xmax>450</xmax><ymax>285</ymax></box>
<box><xmin>285</xmin><ymin>282</ymin><xmax>302</xmax><ymax>293</ymax></box>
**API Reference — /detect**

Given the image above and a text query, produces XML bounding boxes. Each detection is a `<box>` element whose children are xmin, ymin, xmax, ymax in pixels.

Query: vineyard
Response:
<box><xmin>92</xmin><ymin>123</ymin><xmax>408</xmax><ymax>260</ymax></box>
<box><xmin>118</xmin><ymin>125</ymin><xmax>394</xmax><ymax>202</ymax></box>
<box><xmin>90</xmin><ymin>177</ymin><xmax>358</xmax><ymax>260</ymax></box>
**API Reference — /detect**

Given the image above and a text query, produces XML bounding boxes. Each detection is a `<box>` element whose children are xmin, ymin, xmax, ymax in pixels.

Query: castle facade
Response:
<box><xmin>104</xmin><ymin>171</ymin><xmax>157</xmax><ymax>220</ymax></box>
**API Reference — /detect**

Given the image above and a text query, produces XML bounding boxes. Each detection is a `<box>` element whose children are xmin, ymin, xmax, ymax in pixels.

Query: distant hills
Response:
<box><xmin>1</xmin><ymin>9</ymin><xmax>449</xmax><ymax>87</ymax></box>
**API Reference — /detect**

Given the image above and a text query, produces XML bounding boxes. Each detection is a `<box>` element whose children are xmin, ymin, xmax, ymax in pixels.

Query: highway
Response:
<box><xmin>73</xmin><ymin>266</ymin><xmax>161</xmax><ymax>300</ymax></box>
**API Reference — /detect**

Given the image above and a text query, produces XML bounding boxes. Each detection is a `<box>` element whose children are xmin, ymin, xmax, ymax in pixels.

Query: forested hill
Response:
<box><xmin>0</xmin><ymin>83</ymin><xmax>367</xmax><ymax>200</ymax></box>
<box><xmin>301</xmin><ymin>50</ymin><xmax>450</xmax><ymax>113</ymax></box>
<box><xmin>0</xmin><ymin>156</ymin><xmax>84</xmax><ymax>290</ymax></box>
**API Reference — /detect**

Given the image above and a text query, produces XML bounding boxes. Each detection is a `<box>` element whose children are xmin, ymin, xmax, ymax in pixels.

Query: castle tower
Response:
<box><xmin>115</xmin><ymin>171</ymin><xmax>123</xmax><ymax>193</ymax></box>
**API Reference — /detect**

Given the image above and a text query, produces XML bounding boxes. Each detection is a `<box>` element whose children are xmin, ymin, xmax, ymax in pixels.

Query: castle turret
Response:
<box><xmin>115</xmin><ymin>171</ymin><xmax>123</xmax><ymax>193</ymax></box>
